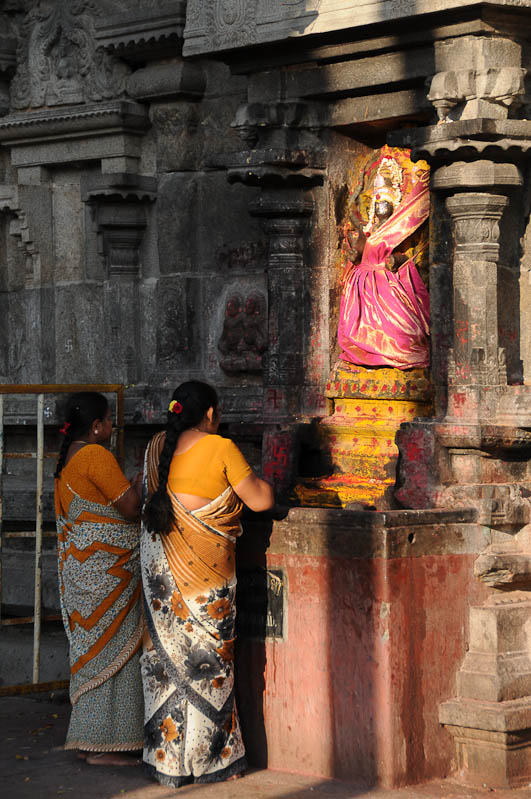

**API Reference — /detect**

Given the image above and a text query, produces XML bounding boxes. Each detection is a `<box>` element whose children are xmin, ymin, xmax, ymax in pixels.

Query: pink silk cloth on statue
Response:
<box><xmin>338</xmin><ymin>179</ymin><xmax>431</xmax><ymax>370</ymax></box>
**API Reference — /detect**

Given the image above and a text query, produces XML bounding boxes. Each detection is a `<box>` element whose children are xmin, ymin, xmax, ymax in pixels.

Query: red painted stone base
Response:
<box><xmin>236</xmin><ymin>508</ymin><xmax>488</xmax><ymax>787</ymax></box>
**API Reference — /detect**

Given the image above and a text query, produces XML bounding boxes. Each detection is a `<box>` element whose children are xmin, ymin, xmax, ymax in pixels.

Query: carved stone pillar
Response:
<box><xmin>227</xmin><ymin>102</ymin><xmax>324</xmax><ymax>496</ymax></box>
<box><xmin>446</xmin><ymin>192</ymin><xmax>507</xmax><ymax>388</ymax></box>
<box><xmin>250</xmin><ymin>197</ymin><xmax>312</xmax><ymax>405</ymax></box>
<box><xmin>391</xmin><ymin>31</ymin><xmax>531</xmax><ymax>781</ymax></box>
<box><xmin>248</xmin><ymin>196</ymin><xmax>312</xmax><ymax>496</ymax></box>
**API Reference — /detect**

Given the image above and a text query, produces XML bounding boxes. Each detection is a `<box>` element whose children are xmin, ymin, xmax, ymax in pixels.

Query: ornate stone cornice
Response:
<box><xmin>183</xmin><ymin>0</ymin><xmax>531</xmax><ymax>59</ymax></box>
<box><xmin>0</xmin><ymin>101</ymin><xmax>150</xmax><ymax>144</ymax></box>
<box><xmin>249</xmin><ymin>197</ymin><xmax>314</xmax><ymax>219</ymax></box>
<box><xmin>94</xmin><ymin>1</ymin><xmax>187</xmax><ymax>62</ymax></box>
<box><xmin>224</xmin><ymin>147</ymin><xmax>326</xmax><ymax>188</ymax></box>
<box><xmin>391</xmin><ymin>119</ymin><xmax>531</xmax><ymax>161</ymax></box>
<box><xmin>432</xmin><ymin>160</ymin><xmax>523</xmax><ymax>192</ymax></box>
<box><xmin>81</xmin><ymin>173</ymin><xmax>157</xmax><ymax>203</ymax></box>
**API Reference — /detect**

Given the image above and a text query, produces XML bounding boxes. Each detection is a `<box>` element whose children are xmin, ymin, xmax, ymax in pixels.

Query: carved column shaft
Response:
<box><xmin>446</xmin><ymin>192</ymin><xmax>508</xmax><ymax>388</ymax></box>
<box><xmin>250</xmin><ymin>197</ymin><xmax>313</xmax><ymax>419</ymax></box>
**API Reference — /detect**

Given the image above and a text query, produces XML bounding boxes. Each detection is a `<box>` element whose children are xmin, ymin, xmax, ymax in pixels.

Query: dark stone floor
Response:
<box><xmin>2</xmin><ymin>694</ymin><xmax>531</xmax><ymax>799</ymax></box>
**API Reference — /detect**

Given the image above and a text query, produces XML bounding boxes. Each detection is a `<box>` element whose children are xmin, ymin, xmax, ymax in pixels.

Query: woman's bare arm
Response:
<box><xmin>233</xmin><ymin>473</ymin><xmax>274</xmax><ymax>512</ymax></box>
<box><xmin>113</xmin><ymin>480</ymin><xmax>142</xmax><ymax>521</ymax></box>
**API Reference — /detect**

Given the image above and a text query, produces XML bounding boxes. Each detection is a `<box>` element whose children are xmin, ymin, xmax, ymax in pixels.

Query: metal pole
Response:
<box><xmin>32</xmin><ymin>393</ymin><xmax>44</xmax><ymax>684</ymax></box>
<box><xmin>0</xmin><ymin>395</ymin><xmax>4</xmax><ymax>627</ymax></box>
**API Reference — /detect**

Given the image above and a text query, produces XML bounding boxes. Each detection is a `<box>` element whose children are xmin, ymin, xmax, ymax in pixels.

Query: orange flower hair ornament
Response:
<box><xmin>168</xmin><ymin>400</ymin><xmax>183</xmax><ymax>414</ymax></box>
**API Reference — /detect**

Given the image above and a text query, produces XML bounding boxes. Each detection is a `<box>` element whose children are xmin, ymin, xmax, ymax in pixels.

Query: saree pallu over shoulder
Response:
<box><xmin>56</xmin><ymin>482</ymin><xmax>144</xmax><ymax>751</ymax></box>
<box><xmin>141</xmin><ymin>432</ymin><xmax>246</xmax><ymax>786</ymax></box>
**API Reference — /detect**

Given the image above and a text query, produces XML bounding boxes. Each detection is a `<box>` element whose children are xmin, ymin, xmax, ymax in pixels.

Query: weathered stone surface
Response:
<box><xmin>1</xmin><ymin>0</ymin><xmax>531</xmax><ymax>789</ymax></box>
<box><xmin>428</xmin><ymin>36</ymin><xmax>525</xmax><ymax>121</ymax></box>
<box><xmin>183</xmin><ymin>0</ymin><xmax>531</xmax><ymax>57</ymax></box>
<box><xmin>126</xmin><ymin>61</ymin><xmax>206</xmax><ymax>102</ymax></box>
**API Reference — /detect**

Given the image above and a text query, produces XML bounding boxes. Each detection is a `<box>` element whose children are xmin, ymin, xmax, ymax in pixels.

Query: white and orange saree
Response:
<box><xmin>140</xmin><ymin>433</ymin><xmax>247</xmax><ymax>787</ymax></box>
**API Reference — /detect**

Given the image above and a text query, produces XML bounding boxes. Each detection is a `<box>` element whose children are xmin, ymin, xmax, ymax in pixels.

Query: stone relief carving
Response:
<box><xmin>218</xmin><ymin>291</ymin><xmax>267</xmax><ymax>374</ymax></box>
<box><xmin>205</xmin><ymin>0</ymin><xmax>258</xmax><ymax>48</ymax></box>
<box><xmin>157</xmin><ymin>293</ymin><xmax>181</xmax><ymax>362</ymax></box>
<box><xmin>10</xmin><ymin>0</ymin><xmax>129</xmax><ymax>110</ymax></box>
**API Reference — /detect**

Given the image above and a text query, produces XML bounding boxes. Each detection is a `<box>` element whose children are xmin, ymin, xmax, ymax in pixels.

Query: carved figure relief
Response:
<box><xmin>206</xmin><ymin>0</ymin><xmax>258</xmax><ymax>48</ymax></box>
<box><xmin>218</xmin><ymin>291</ymin><xmax>267</xmax><ymax>374</ymax></box>
<box><xmin>337</xmin><ymin>145</ymin><xmax>431</xmax><ymax>370</ymax></box>
<box><xmin>10</xmin><ymin>0</ymin><xmax>129</xmax><ymax>110</ymax></box>
<box><xmin>157</xmin><ymin>294</ymin><xmax>181</xmax><ymax>363</ymax></box>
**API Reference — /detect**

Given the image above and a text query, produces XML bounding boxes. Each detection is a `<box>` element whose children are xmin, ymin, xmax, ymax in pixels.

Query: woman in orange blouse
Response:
<box><xmin>55</xmin><ymin>392</ymin><xmax>143</xmax><ymax>765</ymax></box>
<box><xmin>141</xmin><ymin>380</ymin><xmax>273</xmax><ymax>788</ymax></box>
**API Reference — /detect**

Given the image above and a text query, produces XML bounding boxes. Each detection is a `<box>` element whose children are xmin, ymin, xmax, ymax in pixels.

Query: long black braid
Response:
<box><xmin>143</xmin><ymin>380</ymin><xmax>218</xmax><ymax>535</ymax></box>
<box><xmin>54</xmin><ymin>392</ymin><xmax>109</xmax><ymax>478</ymax></box>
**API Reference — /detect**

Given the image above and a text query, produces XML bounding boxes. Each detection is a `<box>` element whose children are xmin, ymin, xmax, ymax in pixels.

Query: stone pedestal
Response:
<box><xmin>440</xmin><ymin>593</ymin><xmax>531</xmax><ymax>788</ymax></box>
<box><xmin>237</xmin><ymin>505</ymin><xmax>487</xmax><ymax>787</ymax></box>
<box><xmin>296</xmin><ymin>362</ymin><xmax>432</xmax><ymax>508</ymax></box>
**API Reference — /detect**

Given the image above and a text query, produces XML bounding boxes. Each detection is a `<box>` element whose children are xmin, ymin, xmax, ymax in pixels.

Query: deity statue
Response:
<box><xmin>337</xmin><ymin>146</ymin><xmax>430</xmax><ymax>370</ymax></box>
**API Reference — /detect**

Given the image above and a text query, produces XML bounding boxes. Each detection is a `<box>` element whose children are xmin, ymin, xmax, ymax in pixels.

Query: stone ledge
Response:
<box><xmin>243</xmin><ymin>507</ymin><xmax>484</xmax><ymax>559</ymax></box>
<box><xmin>440</xmin><ymin>696</ymin><xmax>531</xmax><ymax>732</ymax></box>
<box><xmin>391</xmin><ymin>118</ymin><xmax>531</xmax><ymax>158</ymax></box>
<box><xmin>0</xmin><ymin>101</ymin><xmax>150</xmax><ymax>145</ymax></box>
<box><xmin>94</xmin><ymin>1</ymin><xmax>186</xmax><ymax>62</ymax></box>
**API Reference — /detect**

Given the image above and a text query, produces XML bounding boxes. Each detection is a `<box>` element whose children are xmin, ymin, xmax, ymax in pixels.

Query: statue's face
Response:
<box><xmin>375</xmin><ymin>200</ymin><xmax>394</xmax><ymax>222</ymax></box>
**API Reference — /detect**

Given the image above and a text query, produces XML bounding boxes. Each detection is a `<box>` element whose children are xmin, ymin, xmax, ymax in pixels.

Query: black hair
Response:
<box><xmin>54</xmin><ymin>392</ymin><xmax>109</xmax><ymax>478</ymax></box>
<box><xmin>143</xmin><ymin>380</ymin><xmax>218</xmax><ymax>535</ymax></box>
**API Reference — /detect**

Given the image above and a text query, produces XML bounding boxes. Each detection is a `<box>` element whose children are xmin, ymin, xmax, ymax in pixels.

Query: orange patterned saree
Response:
<box><xmin>55</xmin><ymin>445</ymin><xmax>143</xmax><ymax>752</ymax></box>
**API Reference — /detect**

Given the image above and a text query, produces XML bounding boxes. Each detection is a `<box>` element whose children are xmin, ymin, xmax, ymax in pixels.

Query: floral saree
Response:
<box><xmin>141</xmin><ymin>432</ymin><xmax>247</xmax><ymax>786</ymax></box>
<box><xmin>55</xmin><ymin>447</ymin><xmax>144</xmax><ymax>752</ymax></box>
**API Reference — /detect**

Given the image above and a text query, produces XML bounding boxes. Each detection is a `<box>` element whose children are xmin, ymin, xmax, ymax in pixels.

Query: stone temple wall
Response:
<box><xmin>3</xmin><ymin>0</ymin><xmax>531</xmax><ymax>790</ymax></box>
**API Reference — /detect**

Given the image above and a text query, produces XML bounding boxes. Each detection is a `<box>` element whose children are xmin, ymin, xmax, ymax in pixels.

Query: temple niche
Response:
<box><xmin>296</xmin><ymin>146</ymin><xmax>433</xmax><ymax>509</ymax></box>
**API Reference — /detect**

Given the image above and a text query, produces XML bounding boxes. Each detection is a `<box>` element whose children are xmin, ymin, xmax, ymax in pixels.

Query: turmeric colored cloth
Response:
<box><xmin>338</xmin><ymin>175</ymin><xmax>431</xmax><ymax>369</ymax></box>
<box><xmin>55</xmin><ymin>445</ymin><xmax>143</xmax><ymax>752</ymax></box>
<box><xmin>140</xmin><ymin>432</ymin><xmax>248</xmax><ymax>787</ymax></box>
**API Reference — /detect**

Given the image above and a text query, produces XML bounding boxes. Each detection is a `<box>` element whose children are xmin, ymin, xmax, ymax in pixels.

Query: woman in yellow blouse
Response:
<box><xmin>141</xmin><ymin>380</ymin><xmax>273</xmax><ymax>788</ymax></box>
<box><xmin>55</xmin><ymin>392</ymin><xmax>143</xmax><ymax>765</ymax></box>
